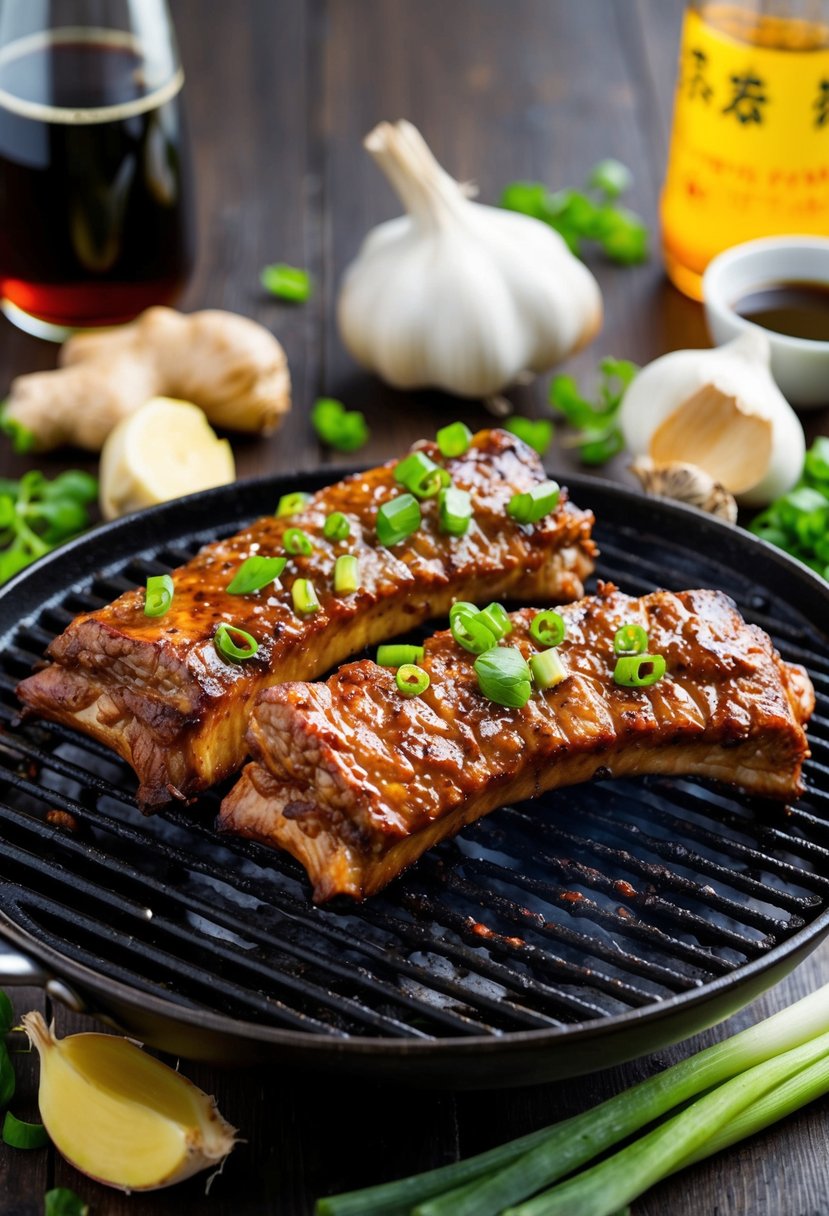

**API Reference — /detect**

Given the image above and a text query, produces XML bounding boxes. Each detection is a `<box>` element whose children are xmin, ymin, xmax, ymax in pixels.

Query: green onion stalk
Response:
<box><xmin>315</xmin><ymin>983</ymin><xmax>829</xmax><ymax>1216</ymax></box>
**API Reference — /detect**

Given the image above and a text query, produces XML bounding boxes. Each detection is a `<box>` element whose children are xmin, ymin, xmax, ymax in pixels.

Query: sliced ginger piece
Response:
<box><xmin>22</xmin><ymin>1011</ymin><xmax>237</xmax><ymax>1192</ymax></box>
<box><xmin>99</xmin><ymin>396</ymin><xmax>235</xmax><ymax>520</ymax></box>
<box><xmin>649</xmin><ymin>383</ymin><xmax>773</xmax><ymax>495</ymax></box>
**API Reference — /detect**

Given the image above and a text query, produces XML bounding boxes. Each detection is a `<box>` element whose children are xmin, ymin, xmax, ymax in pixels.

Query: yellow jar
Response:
<box><xmin>661</xmin><ymin>1</ymin><xmax>829</xmax><ymax>300</ymax></box>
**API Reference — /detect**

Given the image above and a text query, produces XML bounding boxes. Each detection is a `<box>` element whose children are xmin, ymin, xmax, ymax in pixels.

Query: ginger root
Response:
<box><xmin>4</xmin><ymin>306</ymin><xmax>291</xmax><ymax>452</ymax></box>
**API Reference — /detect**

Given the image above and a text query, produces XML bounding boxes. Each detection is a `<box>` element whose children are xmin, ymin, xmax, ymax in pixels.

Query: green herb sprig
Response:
<box><xmin>500</xmin><ymin>159</ymin><xmax>649</xmax><ymax>265</ymax></box>
<box><xmin>0</xmin><ymin>987</ymin><xmax>50</xmax><ymax>1157</ymax></box>
<box><xmin>750</xmin><ymin>437</ymin><xmax>829</xmax><ymax>579</ymax></box>
<box><xmin>0</xmin><ymin>469</ymin><xmax>98</xmax><ymax>585</ymax></box>
<box><xmin>548</xmin><ymin>356</ymin><xmax>638</xmax><ymax>466</ymax></box>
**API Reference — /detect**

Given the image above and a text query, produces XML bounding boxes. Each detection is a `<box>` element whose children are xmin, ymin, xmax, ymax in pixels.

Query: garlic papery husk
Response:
<box><xmin>22</xmin><ymin>1012</ymin><xmax>237</xmax><ymax>1192</ymax></box>
<box><xmin>337</xmin><ymin>120</ymin><xmax>602</xmax><ymax>398</ymax></box>
<box><xmin>630</xmin><ymin>457</ymin><xmax>738</xmax><ymax>523</ymax></box>
<box><xmin>618</xmin><ymin>330</ymin><xmax>805</xmax><ymax>507</ymax></box>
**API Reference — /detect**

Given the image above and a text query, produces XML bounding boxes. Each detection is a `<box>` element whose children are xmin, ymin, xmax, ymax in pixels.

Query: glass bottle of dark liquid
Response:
<box><xmin>0</xmin><ymin>0</ymin><xmax>195</xmax><ymax>338</ymax></box>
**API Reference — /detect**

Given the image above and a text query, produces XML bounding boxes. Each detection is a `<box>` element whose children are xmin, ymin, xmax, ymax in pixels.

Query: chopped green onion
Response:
<box><xmin>613</xmin><ymin>623</ymin><xmax>648</xmax><ymax>656</ymax></box>
<box><xmin>450</xmin><ymin>601</ymin><xmax>479</xmax><ymax>624</ymax></box>
<box><xmin>529</xmin><ymin>648</ymin><xmax>568</xmax><ymax>690</ymax></box>
<box><xmin>614</xmin><ymin>653</ymin><xmax>666</xmax><ymax>688</ymax></box>
<box><xmin>312</xmin><ymin>398</ymin><xmax>370</xmax><ymax>453</ymax></box>
<box><xmin>451</xmin><ymin>610</ymin><xmax>499</xmax><ymax>655</ymax></box>
<box><xmin>284</xmin><ymin>527</ymin><xmax>313</xmax><ymax>556</ymax></box>
<box><xmin>214</xmin><ymin>623</ymin><xmax>260</xmax><ymax>662</ymax></box>
<box><xmin>333</xmin><ymin>554</ymin><xmax>359</xmax><ymax>594</ymax></box>
<box><xmin>316</xmin><ymin>984</ymin><xmax>829</xmax><ymax>1216</ymax></box>
<box><xmin>438</xmin><ymin>486</ymin><xmax>473</xmax><ymax>535</ymax></box>
<box><xmin>477</xmin><ymin>602</ymin><xmax>512</xmax><ymax>640</ymax></box>
<box><xmin>2</xmin><ymin>1111</ymin><xmax>48</xmax><ymax>1149</ymax></box>
<box><xmin>144</xmin><ymin>574</ymin><xmax>174</xmax><ymax>618</ymax></box>
<box><xmin>504</xmin><ymin>416</ymin><xmax>554</xmax><ymax>456</ymax></box>
<box><xmin>395</xmin><ymin>451</ymin><xmax>451</xmax><ymax>499</ymax></box>
<box><xmin>529</xmin><ymin>610</ymin><xmax>566</xmax><ymax>648</ymax></box>
<box><xmin>474</xmin><ymin>647</ymin><xmax>533</xmax><ymax>708</ymax></box>
<box><xmin>377</xmin><ymin>644</ymin><xmax>425</xmax><ymax>667</ymax></box>
<box><xmin>292</xmin><ymin>578</ymin><xmax>320</xmax><ymax>614</ymax></box>
<box><xmin>260</xmin><ymin>262</ymin><xmax>312</xmax><ymax>302</ymax></box>
<box><xmin>226</xmin><ymin>555</ymin><xmax>287</xmax><ymax>595</ymax></box>
<box><xmin>436</xmin><ymin>421</ymin><xmax>473</xmax><ymax>458</ymax></box>
<box><xmin>376</xmin><ymin>494</ymin><xmax>421</xmax><ymax>546</ymax></box>
<box><xmin>323</xmin><ymin>511</ymin><xmax>351</xmax><ymax>541</ymax></box>
<box><xmin>276</xmin><ymin>491</ymin><xmax>311</xmax><ymax>518</ymax></box>
<box><xmin>507</xmin><ymin>480</ymin><xmax>561</xmax><ymax>525</ymax></box>
<box><xmin>45</xmin><ymin>1189</ymin><xmax>90</xmax><ymax>1216</ymax></box>
<box><xmin>396</xmin><ymin>664</ymin><xmax>430</xmax><ymax>697</ymax></box>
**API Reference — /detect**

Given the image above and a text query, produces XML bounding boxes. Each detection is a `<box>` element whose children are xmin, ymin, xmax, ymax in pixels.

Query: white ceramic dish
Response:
<box><xmin>703</xmin><ymin>235</ymin><xmax>829</xmax><ymax>411</ymax></box>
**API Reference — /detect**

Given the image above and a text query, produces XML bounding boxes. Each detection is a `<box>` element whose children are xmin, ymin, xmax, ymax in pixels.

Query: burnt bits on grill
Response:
<box><xmin>16</xmin><ymin>430</ymin><xmax>596</xmax><ymax>808</ymax></box>
<box><xmin>219</xmin><ymin>586</ymin><xmax>815</xmax><ymax>901</ymax></box>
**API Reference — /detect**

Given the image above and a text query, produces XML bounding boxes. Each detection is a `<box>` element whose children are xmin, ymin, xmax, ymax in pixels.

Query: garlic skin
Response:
<box><xmin>630</xmin><ymin>457</ymin><xmax>738</xmax><ymax>523</ymax></box>
<box><xmin>619</xmin><ymin>331</ymin><xmax>805</xmax><ymax>507</ymax></box>
<box><xmin>22</xmin><ymin>1012</ymin><xmax>237</xmax><ymax>1192</ymax></box>
<box><xmin>338</xmin><ymin>121</ymin><xmax>602</xmax><ymax>398</ymax></box>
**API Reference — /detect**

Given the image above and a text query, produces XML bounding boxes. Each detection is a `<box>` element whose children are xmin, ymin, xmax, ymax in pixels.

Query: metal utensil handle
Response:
<box><xmin>0</xmin><ymin>946</ymin><xmax>87</xmax><ymax>1012</ymax></box>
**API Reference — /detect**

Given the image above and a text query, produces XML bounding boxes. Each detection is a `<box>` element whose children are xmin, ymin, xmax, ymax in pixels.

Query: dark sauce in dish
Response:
<box><xmin>734</xmin><ymin>281</ymin><xmax>829</xmax><ymax>343</ymax></box>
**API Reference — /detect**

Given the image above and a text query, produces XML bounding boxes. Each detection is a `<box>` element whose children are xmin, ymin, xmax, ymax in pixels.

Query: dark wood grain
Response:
<box><xmin>1</xmin><ymin>2</ymin><xmax>828</xmax><ymax>1214</ymax></box>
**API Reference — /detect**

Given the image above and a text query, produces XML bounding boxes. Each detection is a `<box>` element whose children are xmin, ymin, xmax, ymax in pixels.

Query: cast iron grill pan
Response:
<box><xmin>0</xmin><ymin>472</ymin><xmax>828</xmax><ymax>1085</ymax></box>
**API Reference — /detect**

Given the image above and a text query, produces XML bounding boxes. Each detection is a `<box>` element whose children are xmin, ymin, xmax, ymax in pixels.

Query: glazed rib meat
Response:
<box><xmin>17</xmin><ymin>429</ymin><xmax>595</xmax><ymax>806</ymax></box>
<box><xmin>219</xmin><ymin>585</ymin><xmax>815</xmax><ymax>901</ymax></box>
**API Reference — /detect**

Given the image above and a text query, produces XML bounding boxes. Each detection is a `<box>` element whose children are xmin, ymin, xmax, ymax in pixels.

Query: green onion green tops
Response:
<box><xmin>614</xmin><ymin>653</ymin><xmax>666</xmax><ymax>688</ymax></box>
<box><xmin>283</xmin><ymin>527</ymin><xmax>313</xmax><ymax>556</ymax></box>
<box><xmin>260</xmin><ymin>262</ymin><xmax>312</xmax><ymax>302</ymax></box>
<box><xmin>436</xmin><ymin>421</ymin><xmax>473</xmax><ymax>458</ymax></box>
<box><xmin>276</xmin><ymin>491</ymin><xmax>311</xmax><ymax>518</ymax></box>
<box><xmin>2</xmin><ymin>1111</ymin><xmax>49</xmax><ymax>1149</ymax></box>
<box><xmin>438</xmin><ymin>485</ymin><xmax>473</xmax><ymax>535</ymax></box>
<box><xmin>323</xmin><ymin>511</ymin><xmax>351</xmax><ymax>541</ymax></box>
<box><xmin>292</xmin><ymin>578</ymin><xmax>320</xmax><ymax>615</ymax></box>
<box><xmin>376</xmin><ymin>494</ymin><xmax>421</xmax><ymax>546</ymax></box>
<box><xmin>394</xmin><ymin>451</ymin><xmax>451</xmax><ymax>499</ymax></box>
<box><xmin>377</xmin><ymin>643</ymin><xmax>425</xmax><ymax>667</ymax></box>
<box><xmin>451</xmin><ymin>609</ymin><xmax>499</xmax><ymax>655</ymax></box>
<box><xmin>614</xmin><ymin>622</ymin><xmax>648</xmax><ymax>655</ymax></box>
<box><xmin>530</xmin><ymin>609</ymin><xmax>566</xmax><ymax>648</ymax></box>
<box><xmin>474</xmin><ymin>647</ymin><xmax>533</xmax><ymax>708</ymax></box>
<box><xmin>507</xmin><ymin>479</ymin><xmax>561</xmax><ymax>525</ymax></box>
<box><xmin>450</xmin><ymin>600</ymin><xmax>478</xmax><ymax>624</ymax></box>
<box><xmin>396</xmin><ymin>664</ymin><xmax>430</xmax><ymax>697</ymax></box>
<box><xmin>226</xmin><ymin>555</ymin><xmax>287</xmax><ymax>595</ymax></box>
<box><xmin>477</xmin><ymin>601</ymin><xmax>512</xmax><ymax>640</ymax></box>
<box><xmin>333</xmin><ymin>554</ymin><xmax>359</xmax><ymax>594</ymax></box>
<box><xmin>529</xmin><ymin>647</ymin><xmax>568</xmax><ymax>690</ymax></box>
<box><xmin>144</xmin><ymin>574</ymin><xmax>174</xmax><ymax>618</ymax></box>
<box><xmin>311</xmin><ymin>398</ymin><xmax>370</xmax><ymax>453</ymax></box>
<box><xmin>214</xmin><ymin>623</ymin><xmax>260</xmax><ymax>662</ymax></box>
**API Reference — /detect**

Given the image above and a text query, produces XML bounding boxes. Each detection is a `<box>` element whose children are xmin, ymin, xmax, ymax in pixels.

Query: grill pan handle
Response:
<box><xmin>0</xmin><ymin>946</ymin><xmax>87</xmax><ymax>1013</ymax></box>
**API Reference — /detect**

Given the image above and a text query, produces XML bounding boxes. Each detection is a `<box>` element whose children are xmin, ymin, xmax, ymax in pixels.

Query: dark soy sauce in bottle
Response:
<box><xmin>0</xmin><ymin>32</ymin><xmax>195</xmax><ymax>333</ymax></box>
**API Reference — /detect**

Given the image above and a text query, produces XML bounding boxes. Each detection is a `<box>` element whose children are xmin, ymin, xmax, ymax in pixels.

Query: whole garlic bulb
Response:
<box><xmin>619</xmin><ymin>330</ymin><xmax>805</xmax><ymax>507</ymax></box>
<box><xmin>337</xmin><ymin>120</ymin><xmax>603</xmax><ymax>398</ymax></box>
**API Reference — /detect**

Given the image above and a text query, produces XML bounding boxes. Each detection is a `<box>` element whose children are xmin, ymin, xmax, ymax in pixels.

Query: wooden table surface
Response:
<box><xmin>2</xmin><ymin>2</ymin><xmax>828</xmax><ymax>1213</ymax></box>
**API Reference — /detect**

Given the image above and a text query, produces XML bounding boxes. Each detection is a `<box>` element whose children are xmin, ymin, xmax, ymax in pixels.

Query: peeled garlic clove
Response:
<box><xmin>619</xmin><ymin>330</ymin><xmax>805</xmax><ymax>507</ymax></box>
<box><xmin>99</xmin><ymin>396</ymin><xmax>235</xmax><ymax>520</ymax></box>
<box><xmin>22</xmin><ymin>1012</ymin><xmax>237</xmax><ymax>1193</ymax></box>
<box><xmin>630</xmin><ymin>457</ymin><xmax>738</xmax><ymax>523</ymax></box>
